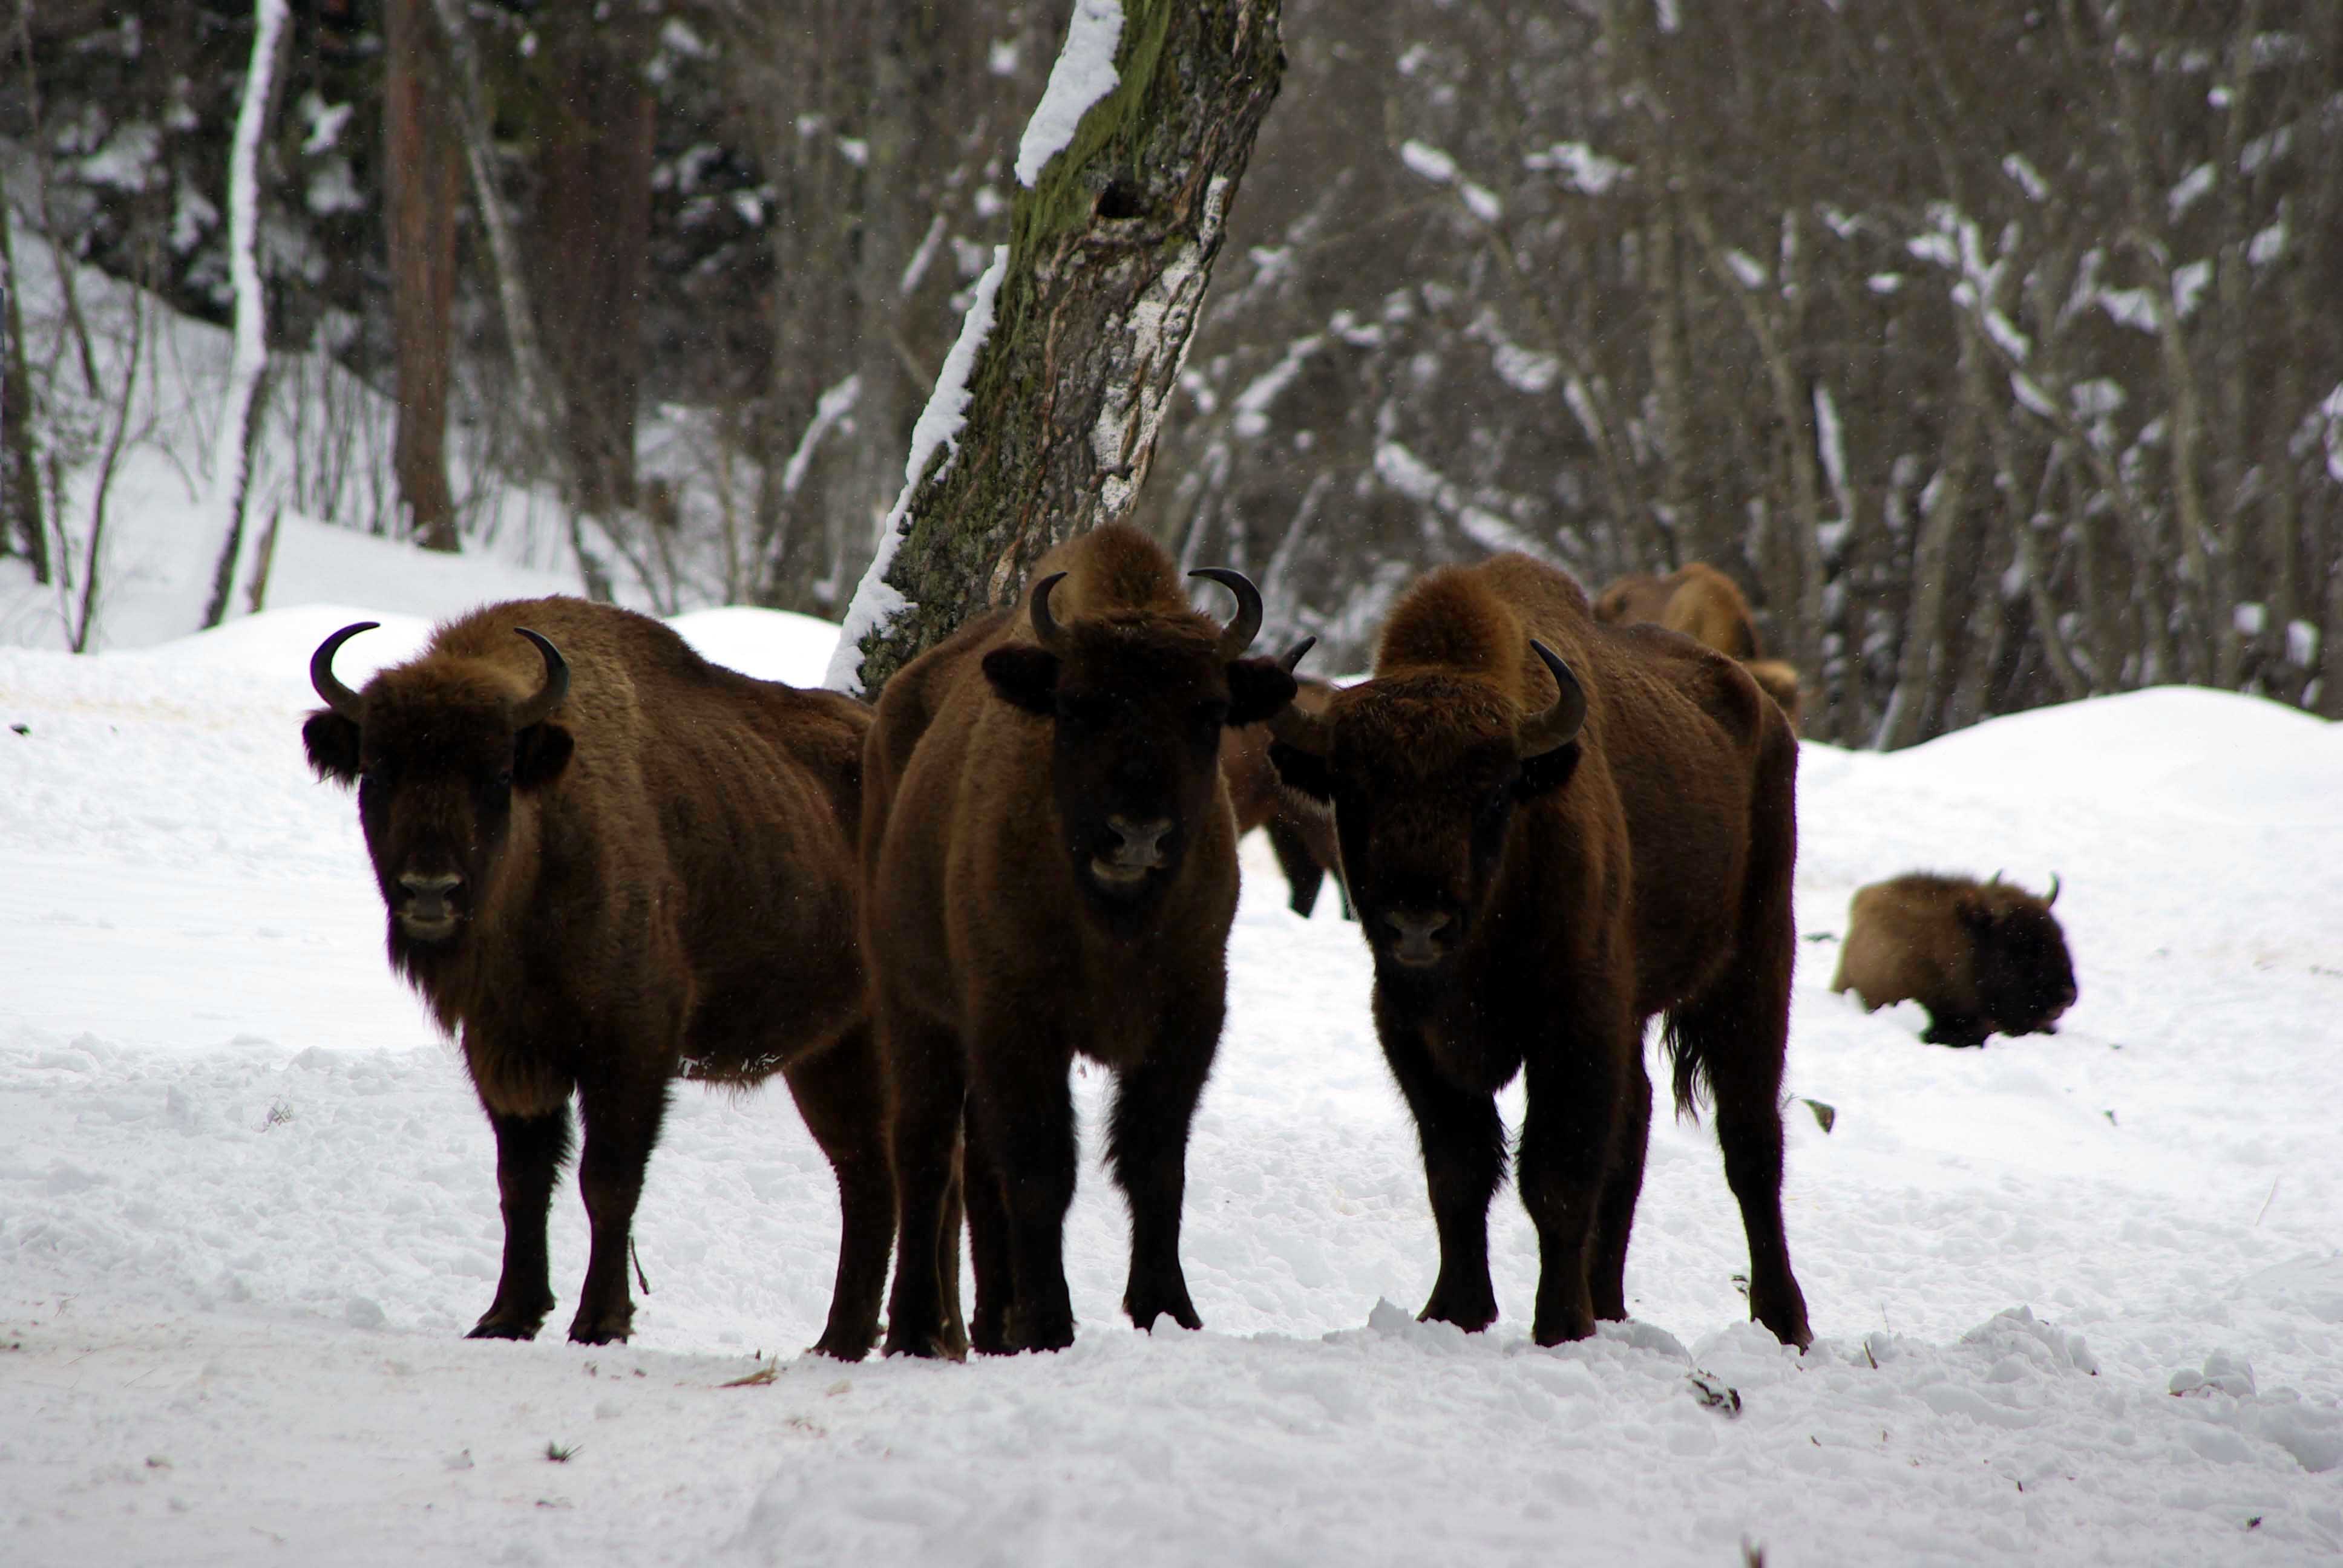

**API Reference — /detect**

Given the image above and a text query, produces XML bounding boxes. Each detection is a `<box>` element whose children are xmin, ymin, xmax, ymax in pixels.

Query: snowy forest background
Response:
<box><xmin>5</xmin><ymin>1</ymin><xmax>2343</xmax><ymax>747</ymax></box>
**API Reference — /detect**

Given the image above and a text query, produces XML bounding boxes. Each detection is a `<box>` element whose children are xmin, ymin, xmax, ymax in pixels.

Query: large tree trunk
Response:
<box><xmin>0</xmin><ymin>183</ymin><xmax>49</xmax><ymax>583</ymax></box>
<box><xmin>384</xmin><ymin>0</ymin><xmax>461</xmax><ymax>552</ymax></box>
<box><xmin>830</xmin><ymin>0</ymin><xmax>1286</xmax><ymax>696</ymax></box>
<box><xmin>203</xmin><ymin>0</ymin><xmax>292</xmax><ymax>630</ymax></box>
<box><xmin>529</xmin><ymin>0</ymin><xmax>656</xmax><ymax>518</ymax></box>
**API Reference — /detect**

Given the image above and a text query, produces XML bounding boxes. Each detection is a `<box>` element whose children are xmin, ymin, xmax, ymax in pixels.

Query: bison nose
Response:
<box><xmin>1383</xmin><ymin>908</ymin><xmax>1453</xmax><ymax>967</ymax></box>
<box><xmin>398</xmin><ymin>871</ymin><xmax>463</xmax><ymax>920</ymax></box>
<box><xmin>1104</xmin><ymin>815</ymin><xmax>1175</xmax><ymax>869</ymax></box>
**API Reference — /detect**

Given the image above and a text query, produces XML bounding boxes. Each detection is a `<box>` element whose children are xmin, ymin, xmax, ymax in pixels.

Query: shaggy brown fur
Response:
<box><xmin>1221</xmin><ymin>675</ymin><xmax>1349</xmax><ymax>918</ymax></box>
<box><xmin>304</xmin><ymin>598</ymin><xmax>891</xmax><ymax>1353</ymax></box>
<box><xmin>1272</xmin><ymin>554</ymin><xmax>1812</xmax><ymax>1348</ymax></box>
<box><xmin>1832</xmin><ymin>872</ymin><xmax>2077</xmax><ymax>1048</ymax></box>
<box><xmin>1594</xmin><ymin>563</ymin><xmax>1804</xmax><ymax>729</ymax></box>
<box><xmin>864</xmin><ymin>523</ymin><xmax>1295</xmax><ymax>1357</ymax></box>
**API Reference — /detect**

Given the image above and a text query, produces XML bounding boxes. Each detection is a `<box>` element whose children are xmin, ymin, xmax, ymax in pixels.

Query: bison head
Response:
<box><xmin>1268</xmin><ymin>642</ymin><xmax>1585</xmax><ymax>974</ymax></box>
<box><xmin>1967</xmin><ymin>875</ymin><xmax>2079</xmax><ymax>1035</ymax></box>
<box><xmin>302</xmin><ymin>622</ymin><xmax>574</xmax><ymax>953</ymax></box>
<box><xmin>980</xmin><ymin>569</ymin><xmax>1294</xmax><ymax>913</ymax></box>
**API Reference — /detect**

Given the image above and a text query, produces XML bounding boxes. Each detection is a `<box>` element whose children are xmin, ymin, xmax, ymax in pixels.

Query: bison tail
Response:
<box><xmin>1660</xmin><ymin>1014</ymin><xmax>1713</xmax><ymax>1124</ymax></box>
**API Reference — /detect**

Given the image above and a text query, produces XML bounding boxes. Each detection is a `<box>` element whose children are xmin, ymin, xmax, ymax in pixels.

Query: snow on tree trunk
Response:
<box><xmin>202</xmin><ymin>0</ymin><xmax>291</xmax><ymax>630</ymax></box>
<box><xmin>827</xmin><ymin>0</ymin><xmax>1286</xmax><ymax>696</ymax></box>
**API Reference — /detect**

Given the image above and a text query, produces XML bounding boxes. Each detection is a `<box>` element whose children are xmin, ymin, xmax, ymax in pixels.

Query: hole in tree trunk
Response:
<box><xmin>1094</xmin><ymin>181</ymin><xmax>1143</xmax><ymax>220</ymax></box>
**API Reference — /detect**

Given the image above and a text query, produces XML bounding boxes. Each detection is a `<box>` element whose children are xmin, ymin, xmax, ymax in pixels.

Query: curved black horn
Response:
<box><xmin>2045</xmin><ymin>873</ymin><xmax>2060</xmax><ymax>908</ymax></box>
<box><xmin>309</xmin><ymin>621</ymin><xmax>379</xmax><ymax>720</ymax></box>
<box><xmin>1279</xmin><ymin>635</ymin><xmax>1317</xmax><ymax>675</ymax></box>
<box><xmin>508</xmin><ymin>629</ymin><xmax>570</xmax><ymax>728</ymax></box>
<box><xmin>1189</xmin><ymin>567</ymin><xmax>1264</xmax><ymax>661</ymax></box>
<box><xmin>1518</xmin><ymin>641</ymin><xmax>1588</xmax><ymax>757</ymax></box>
<box><xmin>1027</xmin><ymin>572</ymin><xmax>1070</xmax><ymax>652</ymax></box>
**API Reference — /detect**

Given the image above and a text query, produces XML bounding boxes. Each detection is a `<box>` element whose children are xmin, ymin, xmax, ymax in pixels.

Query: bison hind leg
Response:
<box><xmin>782</xmin><ymin>1024</ymin><xmax>897</xmax><ymax>1362</ymax></box>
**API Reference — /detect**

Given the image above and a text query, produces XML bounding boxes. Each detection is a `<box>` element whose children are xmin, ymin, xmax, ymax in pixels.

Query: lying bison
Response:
<box><xmin>1221</xmin><ymin>673</ymin><xmax>1349</xmax><ymax>918</ymax></box>
<box><xmin>1271</xmin><ymin>554</ymin><xmax>1812</xmax><ymax>1348</ymax></box>
<box><xmin>1832</xmin><ymin>872</ymin><xmax>2078</xmax><ymax>1047</ymax></box>
<box><xmin>1594</xmin><ymin>561</ymin><xmax>1803</xmax><ymax>730</ymax></box>
<box><xmin>304</xmin><ymin>599</ymin><xmax>891</xmax><ymax>1351</ymax></box>
<box><xmin>864</xmin><ymin>523</ymin><xmax>1294</xmax><ymax>1357</ymax></box>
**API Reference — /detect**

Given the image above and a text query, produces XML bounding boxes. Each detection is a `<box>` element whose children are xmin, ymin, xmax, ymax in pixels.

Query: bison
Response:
<box><xmin>1831</xmin><ymin>872</ymin><xmax>2078</xmax><ymax>1047</ymax></box>
<box><xmin>1270</xmin><ymin>553</ymin><xmax>1812</xmax><ymax>1348</ymax></box>
<box><xmin>863</xmin><ymin>522</ymin><xmax>1296</xmax><ymax>1357</ymax></box>
<box><xmin>1221</xmin><ymin>674</ymin><xmax>1350</xmax><ymax>918</ymax></box>
<box><xmin>303</xmin><ymin>598</ymin><xmax>892</xmax><ymax>1353</ymax></box>
<box><xmin>1594</xmin><ymin>561</ymin><xmax>1803</xmax><ymax>730</ymax></box>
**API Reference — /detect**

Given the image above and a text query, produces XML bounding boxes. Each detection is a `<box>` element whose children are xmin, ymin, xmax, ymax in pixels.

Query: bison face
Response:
<box><xmin>1965</xmin><ymin>890</ymin><xmax>2079</xmax><ymax>1036</ymax></box>
<box><xmin>303</xmin><ymin>623</ymin><xmax>574</xmax><ymax>952</ymax></box>
<box><xmin>1270</xmin><ymin>644</ymin><xmax>1585</xmax><ymax>976</ymax></box>
<box><xmin>983</xmin><ymin>570</ymin><xmax>1293</xmax><ymax>913</ymax></box>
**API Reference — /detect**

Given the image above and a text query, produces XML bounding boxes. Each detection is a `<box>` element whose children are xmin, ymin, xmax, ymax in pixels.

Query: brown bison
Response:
<box><xmin>1832</xmin><ymin>872</ymin><xmax>2078</xmax><ymax>1048</ymax></box>
<box><xmin>863</xmin><ymin>523</ymin><xmax>1296</xmax><ymax>1357</ymax></box>
<box><xmin>1270</xmin><ymin>553</ymin><xmax>1812</xmax><ymax>1348</ymax></box>
<box><xmin>1221</xmin><ymin>673</ymin><xmax>1350</xmax><ymax>918</ymax></box>
<box><xmin>303</xmin><ymin>599</ymin><xmax>891</xmax><ymax>1353</ymax></box>
<box><xmin>1594</xmin><ymin>561</ymin><xmax>1803</xmax><ymax>730</ymax></box>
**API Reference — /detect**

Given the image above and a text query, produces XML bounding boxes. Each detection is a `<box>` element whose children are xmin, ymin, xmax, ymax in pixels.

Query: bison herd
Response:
<box><xmin>303</xmin><ymin>530</ymin><xmax>2076</xmax><ymax>1359</ymax></box>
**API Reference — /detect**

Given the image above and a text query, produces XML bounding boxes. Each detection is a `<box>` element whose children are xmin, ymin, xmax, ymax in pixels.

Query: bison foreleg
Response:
<box><xmin>568</xmin><ymin>1068</ymin><xmax>673</xmax><ymax>1346</ymax></box>
<box><xmin>1381</xmin><ymin>1028</ymin><xmax>1504</xmax><ymax>1333</ymax></box>
<box><xmin>962</xmin><ymin>1105</ymin><xmax>1018</xmax><ymax>1355</ymax></box>
<box><xmin>967</xmin><ymin>1040</ymin><xmax>1079</xmax><ymax>1354</ymax></box>
<box><xmin>1919</xmin><ymin>1011</ymin><xmax>1991</xmax><ymax>1048</ymax></box>
<box><xmin>1518</xmin><ymin>1048</ymin><xmax>1624</xmax><ymax>1346</ymax></box>
<box><xmin>1107</xmin><ymin>1040</ymin><xmax>1217</xmax><ymax>1334</ymax></box>
<box><xmin>879</xmin><ymin>1010</ymin><xmax>968</xmax><ymax>1360</ymax></box>
<box><xmin>470</xmin><ymin>1107</ymin><xmax>572</xmax><ymax>1341</ymax></box>
<box><xmin>781</xmin><ymin>1022</ymin><xmax>894</xmax><ymax>1362</ymax></box>
<box><xmin>1590</xmin><ymin>1054</ymin><xmax>1654</xmax><ymax>1324</ymax></box>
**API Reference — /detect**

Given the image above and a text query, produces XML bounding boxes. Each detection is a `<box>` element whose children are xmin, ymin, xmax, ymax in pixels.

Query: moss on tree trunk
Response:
<box><xmin>837</xmin><ymin>0</ymin><xmax>1285</xmax><ymax>696</ymax></box>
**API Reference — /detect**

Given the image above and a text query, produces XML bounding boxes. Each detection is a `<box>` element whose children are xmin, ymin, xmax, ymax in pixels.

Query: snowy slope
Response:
<box><xmin>3</xmin><ymin>606</ymin><xmax>2341</xmax><ymax>1567</ymax></box>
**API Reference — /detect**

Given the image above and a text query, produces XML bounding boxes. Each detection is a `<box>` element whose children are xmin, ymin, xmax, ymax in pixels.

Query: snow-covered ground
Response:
<box><xmin>4</xmin><ymin>593</ymin><xmax>2341</xmax><ymax>1566</ymax></box>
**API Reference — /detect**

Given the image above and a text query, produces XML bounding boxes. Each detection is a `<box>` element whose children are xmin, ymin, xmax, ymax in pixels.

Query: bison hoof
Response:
<box><xmin>882</xmin><ymin>1325</ymin><xmax>966</xmax><ymax>1361</ymax></box>
<box><xmin>567</xmin><ymin>1316</ymin><xmax>634</xmax><ymax>1346</ymax></box>
<box><xmin>1418</xmin><ymin>1290</ymin><xmax>1498</xmax><ymax>1335</ymax></box>
<box><xmin>1126</xmin><ymin>1295</ymin><xmax>1202</xmax><ymax>1335</ymax></box>
<box><xmin>1012</xmin><ymin>1309</ymin><xmax>1075</xmax><ymax>1354</ymax></box>
<box><xmin>808</xmin><ymin>1329</ymin><xmax>876</xmax><ymax>1363</ymax></box>
<box><xmin>1531</xmin><ymin>1313</ymin><xmax>1597</xmax><ymax>1347</ymax></box>
<box><xmin>969</xmin><ymin>1313</ymin><xmax>1018</xmax><ymax>1357</ymax></box>
<box><xmin>465</xmin><ymin>1321</ymin><xmax>539</xmax><ymax>1342</ymax></box>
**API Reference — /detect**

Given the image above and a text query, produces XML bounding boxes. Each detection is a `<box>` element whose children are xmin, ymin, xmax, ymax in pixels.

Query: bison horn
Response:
<box><xmin>1279</xmin><ymin>635</ymin><xmax>1317</xmax><ymax>675</ymax></box>
<box><xmin>1027</xmin><ymin>571</ymin><xmax>1071</xmax><ymax>652</ymax></box>
<box><xmin>508</xmin><ymin>629</ymin><xmax>570</xmax><ymax>728</ymax></box>
<box><xmin>2045</xmin><ymin>873</ymin><xmax>2060</xmax><ymax>908</ymax></box>
<box><xmin>309</xmin><ymin>621</ymin><xmax>379</xmax><ymax>720</ymax></box>
<box><xmin>1518</xmin><ymin>641</ymin><xmax>1588</xmax><ymax>757</ymax></box>
<box><xmin>1188</xmin><ymin>567</ymin><xmax>1264</xmax><ymax>661</ymax></box>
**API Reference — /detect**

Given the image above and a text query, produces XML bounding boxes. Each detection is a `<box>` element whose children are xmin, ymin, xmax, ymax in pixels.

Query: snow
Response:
<box><xmin>6</xmin><ymin>555</ymin><xmax>2342</xmax><ymax>1562</ymax></box>
<box><xmin>1014</xmin><ymin>0</ymin><xmax>1124</xmax><ymax>188</ymax></box>
<box><xmin>824</xmin><ymin>246</ymin><xmax>1009</xmax><ymax>694</ymax></box>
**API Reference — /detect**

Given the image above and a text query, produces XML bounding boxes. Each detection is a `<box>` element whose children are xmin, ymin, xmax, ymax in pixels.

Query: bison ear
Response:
<box><xmin>514</xmin><ymin>722</ymin><xmax>574</xmax><ymax>791</ymax></box>
<box><xmin>1514</xmin><ymin>740</ymin><xmax>1581</xmax><ymax>800</ymax></box>
<box><xmin>302</xmin><ymin>710</ymin><xmax>362</xmax><ymax>786</ymax></box>
<box><xmin>1225</xmin><ymin>656</ymin><xmax>1299</xmax><ymax>728</ymax></box>
<box><xmin>982</xmin><ymin>644</ymin><xmax>1061</xmax><ymax>716</ymax></box>
<box><xmin>1268</xmin><ymin>742</ymin><xmax>1332</xmax><ymax>807</ymax></box>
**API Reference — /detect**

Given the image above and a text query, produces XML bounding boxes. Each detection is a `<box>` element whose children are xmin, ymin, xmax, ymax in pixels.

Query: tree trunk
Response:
<box><xmin>0</xmin><ymin>183</ymin><xmax>49</xmax><ymax>583</ymax></box>
<box><xmin>830</xmin><ymin>0</ymin><xmax>1287</xmax><ymax>696</ymax></box>
<box><xmin>384</xmin><ymin>0</ymin><xmax>461</xmax><ymax>552</ymax></box>
<box><xmin>529</xmin><ymin>0</ymin><xmax>656</xmax><ymax>518</ymax></box>
<box><xmin>203</xmin><ymin>0</ymin><xmax>292</xmax><ymax>630</ymax></box>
